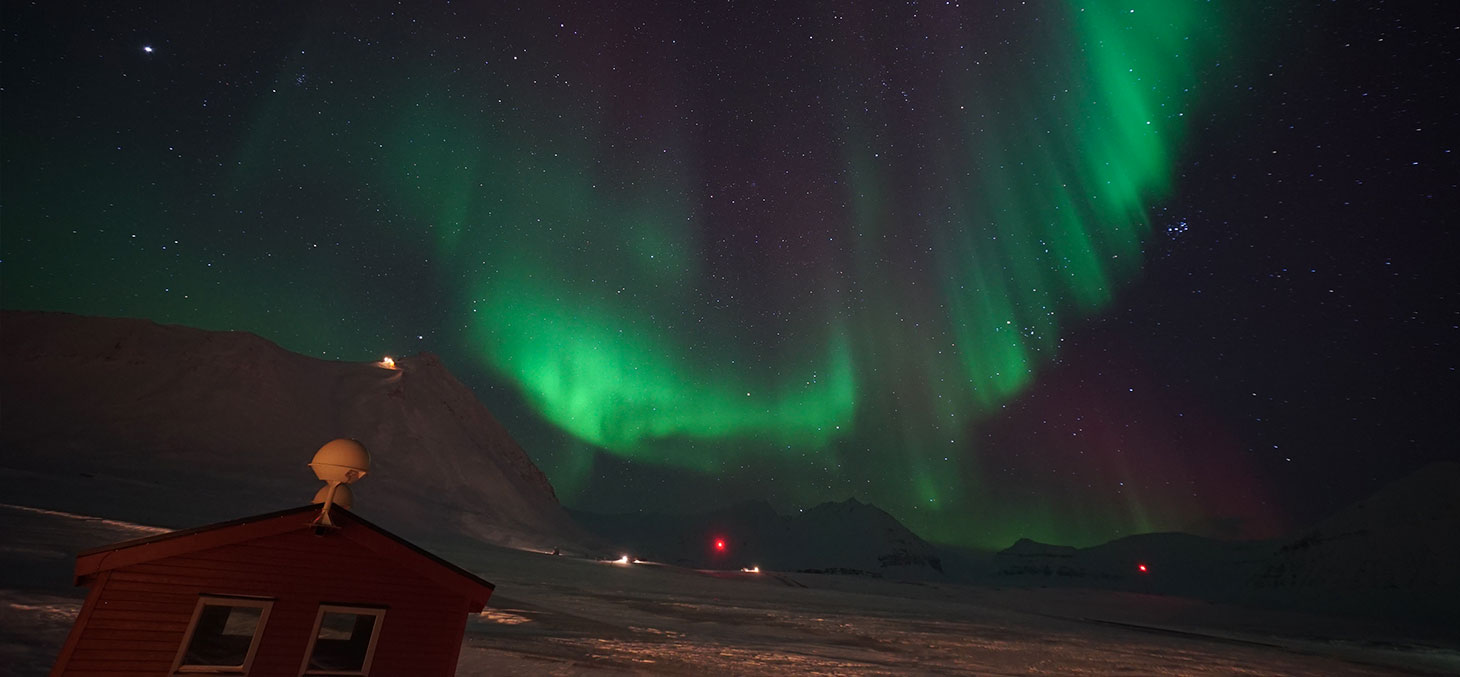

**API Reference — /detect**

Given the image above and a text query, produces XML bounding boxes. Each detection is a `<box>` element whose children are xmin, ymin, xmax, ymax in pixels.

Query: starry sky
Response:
<box><xmin>2</xmin><ymin>1</ymin><xmax>1455</xmax><ymax>550</ymax></box>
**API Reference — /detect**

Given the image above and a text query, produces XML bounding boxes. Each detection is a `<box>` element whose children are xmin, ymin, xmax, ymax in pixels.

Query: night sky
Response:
<box><xmin>2</xmin><ymin>1</ymin><xmax>1455</xmax><ymax>550</ymax></box>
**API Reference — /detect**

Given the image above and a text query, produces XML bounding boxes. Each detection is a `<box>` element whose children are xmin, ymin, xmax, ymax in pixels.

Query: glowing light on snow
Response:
<box><xmin>615</xmin><ymin>555</ymin><xmax>632</xmax><ymax>564</ymax></box>
<box><xmin>378</xmin><ymin>356</ymin><xmax>397</xmax><ymax>369</ymax></box>
<box><xmin>741</xmin><ymin>566</ymin><xmax>760</xmax><ymax>573</ymax></box>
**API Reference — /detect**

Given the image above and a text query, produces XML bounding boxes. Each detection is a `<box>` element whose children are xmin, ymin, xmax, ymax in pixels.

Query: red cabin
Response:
<box><xmin>51</xmin><ymin>504</ymin><xmax>494</xmax><ymax>676</ymax></box>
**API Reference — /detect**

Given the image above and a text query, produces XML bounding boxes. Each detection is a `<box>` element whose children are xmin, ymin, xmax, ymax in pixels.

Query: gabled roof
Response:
<box><xmin>74</xmin><ymin>504</ymin><xmax>495</xmax><ymax>609</ymax></box>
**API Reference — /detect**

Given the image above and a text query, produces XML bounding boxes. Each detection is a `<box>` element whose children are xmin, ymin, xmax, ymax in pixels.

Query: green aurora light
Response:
<box><xmin>425</xmin><ymin>1</ymin><xmax>1229</xmax><ymax>544</ymax></box>
<box><xmin>0</xmin><ymin>0</ymin><xmax>1263</xmax><ymax>549</ymax></box>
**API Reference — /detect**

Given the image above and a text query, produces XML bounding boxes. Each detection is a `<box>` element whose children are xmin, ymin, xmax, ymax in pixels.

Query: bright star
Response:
<box><xmin>143</xmin><ymin>45</ymin><xmax>154</xmax><ymax>53</ymax></box>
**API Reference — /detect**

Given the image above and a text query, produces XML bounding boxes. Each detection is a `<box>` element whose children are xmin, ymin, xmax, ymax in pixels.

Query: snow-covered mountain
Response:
<box><xmin>1245</xmin><ymin>461</ymin><xmax>1460</xmax><ymax>625</ymax></box>
<box><xmin>991</xmin><ymin>532</ymin><xmax>1278</xmax><ymax>598</ymax></box>
<box><xmin>572</xmin><ymin>497</ymin><xmax>945</xmax><ymax>577</ymax></box>
<box><xmin>0</xmin><ymin>311</ymin><xmax>582</xmax><ymax>550</ymax></box>
<box><xmin>985</xmin><ymin>464</ymin><xmax>1460</xmax><ymax>627</ymax></box>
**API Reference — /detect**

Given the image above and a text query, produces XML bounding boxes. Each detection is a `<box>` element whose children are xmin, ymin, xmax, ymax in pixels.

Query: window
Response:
<box><xmin>299</xmin><ymin>605</ymin><xmax>386</xmax><ymax>675</ymax></box>
<box><xmin>172</xmin><ymin>596</ymin><xmax>273</xmax><ymax>674</ymax></box>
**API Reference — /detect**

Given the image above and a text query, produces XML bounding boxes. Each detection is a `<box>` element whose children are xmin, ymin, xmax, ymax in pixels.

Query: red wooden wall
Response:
<box><xmin>53</xmin><ymin>526</ymin><xmax>473</xmax><ymax>676</ymax></box>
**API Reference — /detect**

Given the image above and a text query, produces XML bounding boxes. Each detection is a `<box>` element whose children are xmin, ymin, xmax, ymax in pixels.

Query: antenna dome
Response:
<box><xmin>312</xmin><ymin>482</ymin><xmax>354</xmax><ymax>509</ymax></box>
<box><xmin>310</xmin><ymin>438</ymin><xmax>371</xmax><ymax>484</ymax></box>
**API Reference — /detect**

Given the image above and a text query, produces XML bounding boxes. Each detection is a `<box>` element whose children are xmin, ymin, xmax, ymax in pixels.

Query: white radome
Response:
<box><xmin>309</xmin><ymin>438</ymin><xmax>371</xmax><ymax>484</ymax></box>
<box><xmin>309</xmin><ymin>439</ymin><xmax>369</xmax><ymax>524</ymax></box>
<box><xmin>312</xmin><ymin>482</ymin><xmax>354</xmax><ymax>509</ymax></box>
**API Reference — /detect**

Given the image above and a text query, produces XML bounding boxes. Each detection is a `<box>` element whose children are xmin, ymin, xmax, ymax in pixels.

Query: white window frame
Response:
<box><xmin>297</xmin><ymin>604</ymin><xmax>387</xmax><ymax>676</ymax></box>
<box><xmin>170</xmin><ymin>595</ymin><xmax>274</xmax><ymax>674</ymax></box>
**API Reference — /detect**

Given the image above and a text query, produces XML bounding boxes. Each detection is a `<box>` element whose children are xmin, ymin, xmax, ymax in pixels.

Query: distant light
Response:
<box><xmin>143</xmin><ymin>45</ymin><xmax>154</xmax><ymax>53</ymax></box>
<box><xmin>714</xmin><ymin>538</ymin><xmax>726</xmax><ymax>552</ymax></box>
<box><xmin>1137</xmin><ymin>563</ymin><xmax>1149</xmax><ymax>574</ymax></box>
<box><xmin>379</xmin><ymin>356</ymin><xmax>397</xmax><ymax>369</ymax></box>
<box><xmin>615</xmin><ymin>554</ymin><xmax>632</xmax><ymax>565</ymax></box>
<box><xmin>741</xmin><ymin>566</ymin><xmax>760</xmax><ymax>573</ymax></box>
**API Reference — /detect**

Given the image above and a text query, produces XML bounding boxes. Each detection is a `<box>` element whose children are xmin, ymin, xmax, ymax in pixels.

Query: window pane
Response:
<box><xmin>182</xmin><ymin>604</ymin><xmax>262</xmax><ymax>667</ymax></box>
<box><xmin>307</xmin><ymin>612</ymin><xmax>377</xmax><ymax>671</ymax></box>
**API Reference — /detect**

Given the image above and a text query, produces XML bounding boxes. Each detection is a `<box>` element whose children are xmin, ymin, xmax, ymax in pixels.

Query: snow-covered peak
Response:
<box><xmin>0</xmin><ymin>310</ymin><xmax>582</xmax><ymax>551</ymax></box>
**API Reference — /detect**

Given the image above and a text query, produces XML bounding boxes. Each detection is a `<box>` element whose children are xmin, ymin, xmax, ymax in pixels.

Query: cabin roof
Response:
<box><xmin>74</xmin><ymin>504</ymin><xmax>495</xmax><ymax>608</ymax></box>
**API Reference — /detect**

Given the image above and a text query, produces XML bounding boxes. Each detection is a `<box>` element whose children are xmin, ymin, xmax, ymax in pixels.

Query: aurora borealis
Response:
<box><xmin>3</xmin><ymin>1</ymin><xmax>1454</xmax><ymax>549</ymax></box>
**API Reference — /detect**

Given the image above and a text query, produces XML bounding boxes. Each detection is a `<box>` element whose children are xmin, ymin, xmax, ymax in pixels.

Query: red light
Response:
<box><xmin>1137</xmin><ymin>563</ymin><xmax>1149</xmax><ymax>574</ymax></box>
<box><xmin>714</xmin><ymin>538</ymin><xmax>726</xmax><ymax>551</ymax></box>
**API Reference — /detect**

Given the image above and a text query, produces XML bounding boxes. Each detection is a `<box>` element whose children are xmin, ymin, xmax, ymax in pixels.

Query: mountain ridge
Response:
<box><xmin>0</xmin><ymin>310</ymin><xmax>581</xmax><ymax>550</ymax></box>
<box><xmin>571</xmin><ymin>496</ymin><xmax>945</xmax><ymax>577</ymax></box>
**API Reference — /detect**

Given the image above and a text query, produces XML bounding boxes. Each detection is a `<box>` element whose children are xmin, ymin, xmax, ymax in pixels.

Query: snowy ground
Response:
<box><xmin>443</xmin><ymin>543</ymin><xmax>1459</xmax><ymax>676</ymax></box>
<box><xmin>5</xmin><ymin>503</ymin><xmax>1457</xmax><ymax>676</ymax></box>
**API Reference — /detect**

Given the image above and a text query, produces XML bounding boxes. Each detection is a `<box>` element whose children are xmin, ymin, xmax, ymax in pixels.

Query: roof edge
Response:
<box><xmin>335</xmin><ymin>507</ymin><xmax>497</xmax><ymax>596</ymax></box>
<box><xmin>73</xmin><ymin>505</ymin><xmax>495</xmax><ymax>601</ymax></box>
<box><xmin>75</xmin><ymin>504</ymin><xmax>319</xmax><ymax>558</ymax></box>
